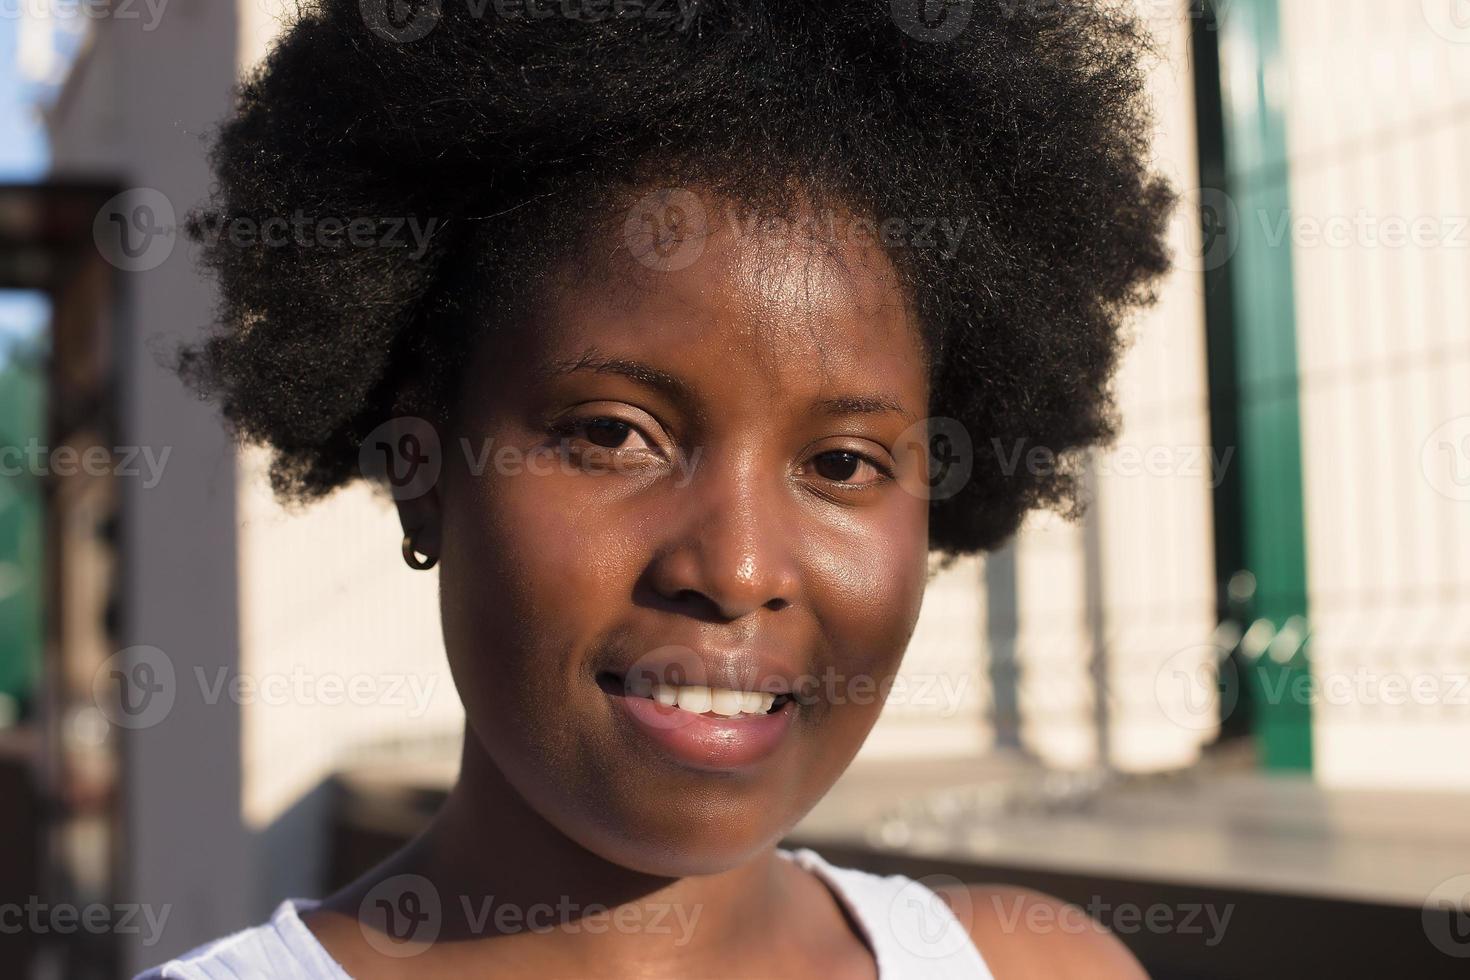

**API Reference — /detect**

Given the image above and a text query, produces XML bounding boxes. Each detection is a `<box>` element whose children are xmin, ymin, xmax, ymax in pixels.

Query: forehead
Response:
<box><xmin>522</xmin><ymin>192</ymin><xmax>927</xmax><ymax>404</ymax></box>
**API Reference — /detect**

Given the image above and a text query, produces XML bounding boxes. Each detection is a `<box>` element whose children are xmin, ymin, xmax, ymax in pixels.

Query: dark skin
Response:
<box><xmin>302</xmin><ymin>189</ymin><xmax>1147</xmax><ymax>979</ymax></box>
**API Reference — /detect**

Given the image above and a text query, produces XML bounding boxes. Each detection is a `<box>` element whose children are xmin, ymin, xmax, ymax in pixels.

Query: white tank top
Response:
<box><xmin>135</xmin><ymin>846</ymin><xmax>994</xmax><ymax>979</ymax></box>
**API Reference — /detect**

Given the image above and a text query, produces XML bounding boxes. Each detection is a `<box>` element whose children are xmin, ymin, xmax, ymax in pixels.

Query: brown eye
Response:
<box><xmin>812</xmin><ymin>449</ymin><xmax>888</xmax><ymax>485</ymax></box>
<box><xmin>584</xmin><ymin>418</ymin><xmax>633</xmax><ymax>448</ymax></box>
<box><xmin>813</xmin><ymin>450</ymin><xmax>861</xmax><ymax>481</ymax></box>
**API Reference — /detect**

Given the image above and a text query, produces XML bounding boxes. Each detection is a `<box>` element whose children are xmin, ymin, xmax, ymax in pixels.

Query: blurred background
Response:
<box><xmin>0</xmin><ymin>1</ymin><xmax>1467</xmax><ymax>977</ymax></box>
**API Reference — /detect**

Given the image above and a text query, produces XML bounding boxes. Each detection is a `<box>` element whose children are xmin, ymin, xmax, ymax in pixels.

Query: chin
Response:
<box><xmin>571</xmin><ymin>801</ymin><xmax>797</xmax><ymax>879</ymax></box>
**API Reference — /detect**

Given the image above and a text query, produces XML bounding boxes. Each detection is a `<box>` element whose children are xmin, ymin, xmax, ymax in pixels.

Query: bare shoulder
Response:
<box><xmin>935</xmin><ymin>883</ymin><xmax>1149</xmax><ymax>980</ymax></box>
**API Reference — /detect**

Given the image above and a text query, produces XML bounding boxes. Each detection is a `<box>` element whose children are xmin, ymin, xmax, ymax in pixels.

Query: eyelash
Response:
<box><xmin>807</xmin><ymin>449</ymin><xmax>895</xmax><ymax>489</ymax></box>
<box><xmin>548</xmin><ymin>415</ymin><xmax>895</xmax><ymax>491</ymax></box>
<box><xmin>548</xmin><ymin>415</ymin><xmax>657</xmax><ymax>457</ymax></box>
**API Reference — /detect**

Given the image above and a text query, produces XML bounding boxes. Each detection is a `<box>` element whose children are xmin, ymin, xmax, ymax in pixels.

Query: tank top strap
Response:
<box><xmin>778</xmin><ymin>846</ymin><xmax>995</xmax><ymax>979</ymax></box>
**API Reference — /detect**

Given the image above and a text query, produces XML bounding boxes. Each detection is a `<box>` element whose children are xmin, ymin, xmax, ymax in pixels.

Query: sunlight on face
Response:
<box><xmin>435</xmin><ymin>187</ymin><xmax>932</xmax><ymax>876</ymax></box>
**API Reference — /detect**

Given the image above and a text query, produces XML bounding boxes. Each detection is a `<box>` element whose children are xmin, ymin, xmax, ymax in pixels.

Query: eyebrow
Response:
<box><xmin>812</xmin><ymin>394</ymin><xmax>918</xmax><ymax>423</ymax></box>
<box><xmin>546</xmin><ymin>347</ymin><xmax>917</xmax><ymax>423</ymax></box>
<box><xmin>546</xmin><ymin>349</ymin><xmax>695</xmax><ymax>407</ymax></box>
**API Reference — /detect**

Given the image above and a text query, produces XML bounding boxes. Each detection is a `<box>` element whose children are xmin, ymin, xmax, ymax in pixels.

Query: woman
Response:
<box><xmin>143</xmin><ymin>0</ymin><xmax>1175</xmax><ymax>975</ymax></box>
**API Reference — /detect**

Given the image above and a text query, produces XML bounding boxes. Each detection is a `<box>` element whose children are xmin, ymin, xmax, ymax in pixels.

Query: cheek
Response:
<box><xmin>809</xmin><ymin>499</ymin><xmax>930</xmax><ymax>667</ymax></box>
<box><xmin>435</xmin><ymin>466</ymin><xmax>655</xmax><ymax>843</ymax></box>
<box><xmin>793</xmin><ymin>499</ymin><xmax>931</xmax><ymax>751</ymax></box>
<box><xmin>438</xmin><ymin>468</ymin><xmax>646</xmax><ymax>704</ymax></box>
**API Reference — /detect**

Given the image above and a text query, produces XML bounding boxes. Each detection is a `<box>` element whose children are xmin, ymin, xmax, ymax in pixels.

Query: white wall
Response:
<box><xmin>1281</xmin><ymin>0</ymin><xmax>1470</xmax><ymax>789</ymax></box>
<box><xmin>1010</xmin><ymin>2</ymin><xmax>1218</xmax><ymax>773</ymax></box>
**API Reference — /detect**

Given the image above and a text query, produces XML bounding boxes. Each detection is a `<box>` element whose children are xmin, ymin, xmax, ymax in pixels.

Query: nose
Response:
<box><xmin>643</xmin><ymin>455</ymin><xmax>800</xmax><ymax>622</ymax></box>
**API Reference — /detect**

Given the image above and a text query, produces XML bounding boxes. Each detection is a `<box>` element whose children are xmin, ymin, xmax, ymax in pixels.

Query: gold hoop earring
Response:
<box><xmin>402</xmin><ymin>534</ymin><xmax>438</xmax><ymax>571</ymax></box>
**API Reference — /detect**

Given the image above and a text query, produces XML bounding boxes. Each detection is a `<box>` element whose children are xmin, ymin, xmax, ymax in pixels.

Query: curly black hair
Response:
<box><xmin>181</xmin><ymin>0</ymin><xmax>1177</xmax><ymax>558</ymax></box>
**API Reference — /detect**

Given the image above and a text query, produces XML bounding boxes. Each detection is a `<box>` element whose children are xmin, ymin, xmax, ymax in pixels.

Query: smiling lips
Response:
<box><xmin>626</xmin><ymin>675</ymin><xmax>786</xmax><ymax>718</ymax></box>
<box><xmin>609</xmin><ymin>672</ymin><xmax>799</xmax><ymax>771</ymax></box>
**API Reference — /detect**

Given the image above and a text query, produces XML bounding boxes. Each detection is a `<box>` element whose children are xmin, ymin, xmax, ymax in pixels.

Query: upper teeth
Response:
<box><xmin>637</xmin><ymin>682</ymin><xmax>775</xmax><ymax>717</ymax></box>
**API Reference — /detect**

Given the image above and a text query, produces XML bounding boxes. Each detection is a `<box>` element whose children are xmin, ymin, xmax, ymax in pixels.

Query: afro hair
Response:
<box><xmin>181</xmin><ymin>0</ymin><xmax>1178</xmax><ymax>557</ymax></box>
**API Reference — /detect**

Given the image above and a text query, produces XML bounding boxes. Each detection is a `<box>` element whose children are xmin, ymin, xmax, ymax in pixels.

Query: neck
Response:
<box><xmin>359</xmin><ymin>730</ymin><xmax>792</xmax><ymax>973</ymax></box>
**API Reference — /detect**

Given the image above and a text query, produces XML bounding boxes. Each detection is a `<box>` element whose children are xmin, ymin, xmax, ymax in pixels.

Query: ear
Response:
<box><xmin>371</xmin><ymin>415</ymin><xmax>445</xmax><ymax>561</ymax></box>
<box><xmin>395</xmin><ymin>485</ymin><xmax>442</xmax><ymax>562</ymax></box>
